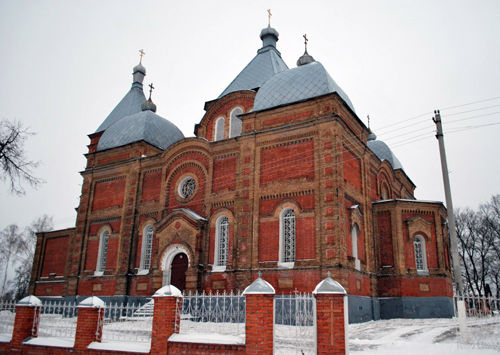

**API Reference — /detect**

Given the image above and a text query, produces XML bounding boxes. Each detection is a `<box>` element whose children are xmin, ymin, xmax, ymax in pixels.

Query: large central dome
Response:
<box><xmin>253</xmin><ymin>61</ymin><xmax>355</xmax><ymax>112</ymax></box>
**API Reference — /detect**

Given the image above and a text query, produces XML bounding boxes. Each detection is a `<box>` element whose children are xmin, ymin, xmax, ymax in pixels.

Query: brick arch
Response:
<box><xmin>165</xmin><ymin>160</ymin><xmax>208</xmax><ymax>211</ymax></box>
<box><xmin>135</xmin><ymin>217</ymin><xmax>158</xmax><ymax>271</ymax></box>
<box><xmin>159</xmin><ymin>243</ymin><xmax>194</xmax><ymax>287</ymax></box>
<box><xmin>272</xmin><ymin>199</ymin><xmax>302</xmax><ymax>218</ymax></box>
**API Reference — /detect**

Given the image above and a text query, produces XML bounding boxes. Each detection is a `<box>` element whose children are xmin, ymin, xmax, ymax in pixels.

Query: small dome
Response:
<box><xmin>133</xmin><ymin>62</ymin><xmax>146</xmax><ymax>75</ymax></box>
<box><xmin>97</xmin><ymin>110</ymin><xmax>184</xmax><ymax>151</ymax></box>
<box><xmin>141</xmin><ymin>98</ymin><xmax>157</xmax><ymax>112</ymax></box>
<box><xmin>253</xmin><ymin>61</ymin><xmax>355</xmax><ymax>112</ymax></box>
<box><xmin>367</xmin><ymin>132</ymin><xmax>377</xmax><ymax>141</ymax></box>
<box><xmin>297</xmin><ymin>50</ymin><xmax>315</xmax><ymax>66</ymax></box>
<box><xmin>367</xmin><ymin>137</ymin><xmax>404</xmax><ymax>170</ymax></box>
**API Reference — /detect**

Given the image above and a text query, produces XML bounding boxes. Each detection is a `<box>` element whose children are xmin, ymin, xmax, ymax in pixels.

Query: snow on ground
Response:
<box><xmin>349</xmin><ymin>317</ymin><xmax>500</xmax><ymax>355</ymax></box>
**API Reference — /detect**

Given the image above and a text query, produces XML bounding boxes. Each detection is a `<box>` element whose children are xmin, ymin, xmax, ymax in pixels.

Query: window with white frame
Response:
<box><xmin>215</xmin><ymin>117</ymin><xmax>225</xmax><ymax>141</ymax></box>
<box><xmin>229</xmin><ymin>107</ymin><xmax>243</xmax><ymax>138</ymax></box>
<box><xmin>413</xmin><ymin>235</ymin><xmax>428</xmax><ymax>273</ymax></box>
<box><xmin>280</xmin><ymin>208</ymin><xmax>296</xmax><ymax>267</ymax></box>
<box><xmin>139</xmin><ymin>225</ymin><xmax>154</xmax><ymax>273</ymax></box>
<box><xmin>352</xmin><ymin>225</ymin><xmax>360</xmax><ymax>270</ymax></box>
<box><xmin>96</xmin><ymin>230</ymin><xmax>110</xmax><ymax>275</ymax></box>
<box><xmin>215</xmin><ymin>216</ymin><xmax>229</xmax><ymax>269</ymax></box>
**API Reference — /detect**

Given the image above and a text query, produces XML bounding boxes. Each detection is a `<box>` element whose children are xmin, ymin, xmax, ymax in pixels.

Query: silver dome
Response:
<box><xmin>97</xmin><ymin>110</ymin><xmax>184</xmax><ymax>151</ymax></box>
<box><xmin>253</xmin><ymin>61</ymin><xmax>355</xmax><ymax>112</ymax></box>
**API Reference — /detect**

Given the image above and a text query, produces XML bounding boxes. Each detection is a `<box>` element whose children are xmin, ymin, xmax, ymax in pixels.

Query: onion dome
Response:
<box><xmin>141</xmin><ymin>98</ymin><xmax>157</xmax><ymax>112</ymax></box>
<box><xmin>97</xmin><ymin>109</ymin><xmax>184</xmax><ymax>152</ymax></box>
<box><xmin>253</xmin><ymin>61</ymin><xmax>355</xmax><ymax>112</ymax></box>
<box><xmin>95</xmin><ymin>62</ymin><xmax>147</xmax><ymax>133</ymax></box>
<box><xmin>218</xmin><ymin>25</ymin><xmax>288</xmax><ymax>98</ymax></box>
<box><xmin>367</xmin><ymin>132</ymin><xmax>404</xmax><ymax>170</ymax></box>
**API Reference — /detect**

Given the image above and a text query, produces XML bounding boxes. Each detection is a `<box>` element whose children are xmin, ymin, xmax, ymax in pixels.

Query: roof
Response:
<box><xmin>253</xmin><ymin>61</ymin><xmax>356</xmax><ymax>112</ymax></box>
<box><xmin>218</xmin><ymin>26</ymin><xmax>288</xmax><ymax>98</ymax></box>
<box><xmin>96</xmin><ymin>87</ymin><xmax>146</xmax><ymax>133</ymax></box>
<box><xmin>97</xmin><ymin>110</ymin><xmax>184</xmax><ymax>151</ymax></box>
<box><xmin>367</xmin><ymin>136</ymin><xmax>404</xmax><ymax>170</ymax></box>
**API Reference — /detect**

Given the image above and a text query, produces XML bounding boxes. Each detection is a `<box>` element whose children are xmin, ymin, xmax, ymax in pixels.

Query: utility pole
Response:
<box><xmin>433</xmin><ymin>110</ymin><xmax>467</xmax><ymax>338</ymax></box>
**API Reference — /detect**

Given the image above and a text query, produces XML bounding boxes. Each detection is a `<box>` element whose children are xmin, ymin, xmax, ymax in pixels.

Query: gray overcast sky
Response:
<box><xmin>1</xmin><ymin>1</ymin><xmax>499</xmax><ymax>231</ymax></box>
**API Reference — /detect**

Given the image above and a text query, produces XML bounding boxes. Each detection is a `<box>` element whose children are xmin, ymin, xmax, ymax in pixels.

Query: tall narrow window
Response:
<box><xmin>229</xmin><ymin>107</ymin><xmax>243</xmax><ymax>138</ymax></box>
<box><xmin>414</xmin><ymin>235</ymin><xmax>427</xmax><ymax>273</ymax></box>
<box><xmin>96</xmin><ymin>230</ymin><xmax>110</xmax><ymax>275</ymax></box>
<box><xmin>280</xmin><ymin>208</ymin><xmax>296</xmax><ymax>266</ymax></box>
<box><xmin>215</xmin><ymin>216</ymin><xmax>229</xmax><ymax>267</ymax></box>
<box><xmin>215</xmin><ymin>117</ymin><xmax>225</xmax><ymax>141</ymax></box>
<box><xmin>140</xmin><ymin>225</ymin><xmax>154</xmax><ymax>272</ymax></box>
<box><xmin>352</xmin><ymin>225</ymin><xmax>360</xmax><ymax>270</ymax></box>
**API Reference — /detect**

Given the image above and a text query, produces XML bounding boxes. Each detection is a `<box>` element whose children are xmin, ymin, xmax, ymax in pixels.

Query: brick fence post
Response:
<box><xmin>313</xmin><ymin>273</ymin><xmax>349</xmax><ymax>355</ymax></box>
<box><xmin>75</xmin><ymin>296</ymin><xmax>106</xmax><ymax>350</ymax></box>
<box><xmin>150</xmin><ymin>284</ymin><xmax>183</xmax><ymax>355</ymax></box>
<box><xmin>11</xmin><ymin>295</ymin><xmax>42</xmax><ymax>345</ymax></box>
<box><xmin>243</xmin><ymin>273</ymin><xmax>275</xmax><ymax>355</ymax></box>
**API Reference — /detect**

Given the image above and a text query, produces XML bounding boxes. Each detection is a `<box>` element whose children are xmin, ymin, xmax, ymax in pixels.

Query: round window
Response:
<box><xmin>178</xmin><ymin>177</ymin><xmax>196</xmax><ymax>199</ymax></box>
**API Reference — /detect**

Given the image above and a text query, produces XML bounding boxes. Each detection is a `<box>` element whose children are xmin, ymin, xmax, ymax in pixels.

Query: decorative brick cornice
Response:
<box><xmin>259</xmin><ymin>133</ymin><xmax>316</xmax><ymax>148</ymax></box>
<box><xmin>260</xmin><ymin>189</ymin><xmax>314</xmax><ymax>201</ymax></box>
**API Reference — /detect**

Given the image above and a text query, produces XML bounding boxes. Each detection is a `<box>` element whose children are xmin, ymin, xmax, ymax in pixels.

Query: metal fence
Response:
<box><xmin>177</xmin><ymin>291</ymin><xmax>246</xmax><ymax>337</ymax></box>
<box><xmin>100</xmin><ymin>300</ymin><xmax>154</xmax><ymax>343</ymax></box>
<box><xmin>0</xmin><ymin>299</ymin><xmax>16</xmax><ymax>337</ymax></box>
<box><xmin>274</xmin><ymin>293</ymin><xmax>317</xmax><ymax>355</ymax></box>
<box><xmin>455</xmin><ymin>295</ymin><xmax>500</xmax><ymax>351</ymax></box>
<box><xmin>36</xmin><ymin>301</ymin><xmax>78</xmax><ymax>339</ymax></box>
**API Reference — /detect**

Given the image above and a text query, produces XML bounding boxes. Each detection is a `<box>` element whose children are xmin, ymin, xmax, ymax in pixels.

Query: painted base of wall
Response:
<box><xmin>347</xmin><ymin>295</ymin><xmax>454</xmax><ymax>323</ymax></box>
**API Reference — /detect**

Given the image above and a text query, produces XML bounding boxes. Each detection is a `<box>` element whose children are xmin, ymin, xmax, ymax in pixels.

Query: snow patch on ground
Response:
<box><xmin>349</xmin><ymin>317</ymin><xmax>500</xmax><ymax>355</ymax></box>
<box><xmin>88</xmin><ymin>341</ymin><xmax>150</xmax><ymax>353</ymax></box>
<box><xmin>169</xmin><ymin>333</ymin><xmax>245</xmax><ymax>345</ymax></box>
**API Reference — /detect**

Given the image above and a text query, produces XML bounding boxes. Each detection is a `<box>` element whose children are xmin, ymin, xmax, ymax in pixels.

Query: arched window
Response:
<box><xmin>215</xmin><ymin>117</ymin><xmax>225</xmax><ymax>141</ymax></box>
<box><xmin>96</xmin><ymin>230</ymin><xmax>110</xmax><ymax>275</ymax></box>
<box><xmin>280</xmin><ymin>208</ymin><xmax>296</xmax><ymax>267</ymax></box>
<box><xmin>352</xmin><ymin>225</ymin><xmax>360</xmax><ymax>270</ymax></box>
<box><xmin>414</xmin><ymin>235</ymin><xmax>428</xmax><ymax>273</ymax></box>
<box><xmin>215</xmin><ymin>216</ymin><xmax>229</xmax><ymax>268</ymax></box>
<box><xmin>229</xmin><ymin>107</ymin><xmax>243</xmax><ymax>138</ymax></box>
<box><xmin>139</xmin><ymin>225</ymin><xmax>154</xmax><ymax>273</ymax></box>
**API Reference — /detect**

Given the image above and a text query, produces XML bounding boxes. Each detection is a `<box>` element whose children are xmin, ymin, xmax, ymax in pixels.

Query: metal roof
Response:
<box><xmin>367</xmin><ymin>138</ymin><xmax>404</xmax><ymax>170</ymax></box>
<box><xmin>96</xmin><ymin>86</ymin><xmax>146</xmax><ymax>133</ymax></box>
<box><xmin>253</xmin><ymin>61</ymin><xmax>356</xmax><ymax>112</ymax></box>
<box><xmin>97</xmin><ymin>110</ymin><xmax>184</xmax><ymax>151</ymax></box>
<box><xmin>218</xmin><ymin>27</ymin><xmax>288</xmax><ymax>98</ymax></box>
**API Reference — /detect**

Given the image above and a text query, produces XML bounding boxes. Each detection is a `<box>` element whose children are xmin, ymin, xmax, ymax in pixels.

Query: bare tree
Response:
<box><xmin>0</xmin><ymin>224</ymin><xmax>22</xmax><ymax>298</ymax></box>
<box><xmin>0</xmin><ymin>119</ymin><xmax>44</xmax><ymax>195</ymax></box>
<box><xmin>9</xmin><ymin>215</ymin><xmax>54</xmax><ymax>299</ymax></box>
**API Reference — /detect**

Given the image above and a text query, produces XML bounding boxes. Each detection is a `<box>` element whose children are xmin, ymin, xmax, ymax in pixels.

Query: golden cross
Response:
<box><xmin>139</xmin><ymin>49</ymin><xmax>145</xmax><ymax>63</ymax></box>
<box><xmin>267</xmin><ymin>9</ymin><xmax>272</xmax><ymax>26</ymax></box>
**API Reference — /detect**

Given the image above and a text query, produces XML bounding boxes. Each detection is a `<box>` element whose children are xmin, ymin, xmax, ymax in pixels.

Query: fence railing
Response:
<box><xmin>0</xmin><ymin>299</ymin><xmax>16</xmax><ymax>337</ymax></box>
<box><xmin>274</xmin><ymin>293</ymin><xmax>317</xmax><ymax>355</ymax></box>
<box><xmin>455</xmin><ymin>295</ymin><xmax>500</xmax><ymax>351</ymax></box>
<box><xmin>36</xmin><ymin>301</ymin><xmax>78</xmax><ymax>339</ymax></box>
<box><xmin>101</xmin><ymin>300</ymin><xmax>153</xmax><ymax>343</ymax></box>
<box><xmin>177</xmin><ymin>291</ymin><xmax>246</xmax><ymax>337</ymax></box>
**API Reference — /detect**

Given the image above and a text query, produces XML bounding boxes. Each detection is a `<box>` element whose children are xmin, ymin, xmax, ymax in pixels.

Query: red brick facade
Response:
<box><xmin>30</xmin><ymin>35</ymin><xmax>453</xmax><ymax>320</ymax></box>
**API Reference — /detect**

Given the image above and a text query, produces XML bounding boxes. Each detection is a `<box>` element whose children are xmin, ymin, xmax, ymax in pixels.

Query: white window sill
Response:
<box><xmin>93</xmin><ymin>271</ymin><xmax>104</xmax><ymax>277</ymax></box>
<box><xmin>137</xmin><ymin>269</ymin><xmax>150</xmax><ymax>276</ymax></box>
<box><xmin>417</xmin><ymin>270</ymin><xmax>429</xmax><ymax>275</ymax></box>
<box><xmin>212</xmin><ymin>265</ymin><xmax>227</xmax><ymax>272</ymax></box>
<box><xmin>278</xmin><ymin>262</ymin><xmax>294</xmax><ymax>269</ymax></box>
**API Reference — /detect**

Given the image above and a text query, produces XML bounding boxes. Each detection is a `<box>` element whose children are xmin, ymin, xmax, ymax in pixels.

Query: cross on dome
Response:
<box><xmin>149</xmin><ymin>83</ymin><xmax>155</xmax><ymax>100</ymax></box>
<box><xmin>267</xmin><ymin>9</ymin><xmax>272</xmax><ymax>26</ymax></box>
<box><xmin>139</xmin><ymin>49</ymin><xmax>145</xmax><ymax>63</ymax></box>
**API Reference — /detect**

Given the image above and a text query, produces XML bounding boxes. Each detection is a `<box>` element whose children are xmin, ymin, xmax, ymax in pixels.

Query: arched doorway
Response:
<box><xmin>160</xmin><ymin>245</ymin><xmax>190</xmax><ymax>292</ymax></box>
<box><xmin>170</xmin><ymin>253</ymin><xmax>188</xmax><ymax>292</ymax></box>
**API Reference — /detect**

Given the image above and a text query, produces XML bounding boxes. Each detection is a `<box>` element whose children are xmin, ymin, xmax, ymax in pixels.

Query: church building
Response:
<box><xmin>30</xmin><ymin>22</ymin><xmax>454</xmax><ymax>322</ymax></box>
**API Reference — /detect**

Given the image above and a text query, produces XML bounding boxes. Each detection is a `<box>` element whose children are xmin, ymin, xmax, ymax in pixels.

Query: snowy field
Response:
<box><xmin>349</xmin><ymin>317</ymin><xmax>500</xmax><ymax>355</ymax></box>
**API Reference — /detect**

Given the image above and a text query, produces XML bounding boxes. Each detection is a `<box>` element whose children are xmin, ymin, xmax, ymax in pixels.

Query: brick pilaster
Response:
<box><xmin>315</xmin><ymin>293</ymin><xmax>347</xmax><ymax>355</ymax></box>
<box><xmin>74</xmin><ymin>306</ymin><xmax>104</xmax><ymax>350</ymax></box>
<box><xmin>151</xmin><ymin>288</ymin><xmax>182</xmax><ymax>355</ymax></box>
<box><xmin>245</xmin><ymin>293</ymin><xmax>274</xmax><ymax>354</ymax></box>
<box><xmin>11</xmin><ymin>305</ymin><xmax>40</xmax><ymax>345</ymax></box>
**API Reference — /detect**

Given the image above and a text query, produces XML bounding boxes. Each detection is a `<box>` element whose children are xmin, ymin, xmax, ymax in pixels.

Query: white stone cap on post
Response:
<box><xmin>17</xmin><ymin>295</ymin><xmax>42</xmax><ymax>306</ymax></box>
<box><xmin>313</xmin><ymin>272</ymin><xmax>346</xmax><ymax>294</ymax></box>
<box><xmin>243</xmin><ymin>272</ymin><xmax>275</xmax><ymax>295</ymax></box>
<box><xmin>78</xmin><ymin>296</ymin><xmax>106</xmax><ymax>308</ymax></box>
<box><xmin>153</xmin><ymin>284</ymin><xmax>183</xmax><ymax>298</ymax></box>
